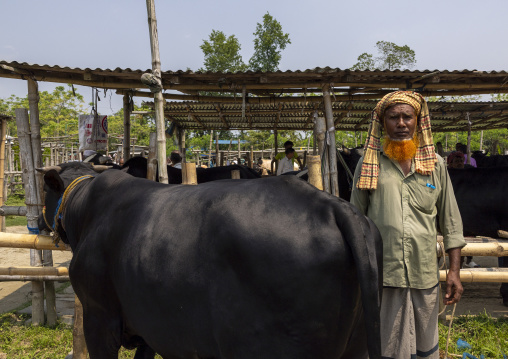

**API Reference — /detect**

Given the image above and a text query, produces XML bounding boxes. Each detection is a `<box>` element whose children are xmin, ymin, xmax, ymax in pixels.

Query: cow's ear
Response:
<box><xmin>44</xmin><ymin>170</ymin><xmax>64</xmax><ymax>194</ymax></box>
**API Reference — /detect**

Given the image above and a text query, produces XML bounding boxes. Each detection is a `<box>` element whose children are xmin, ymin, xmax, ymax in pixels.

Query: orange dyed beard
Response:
<box><xmin>383</xmin><ymin>135</ymin><xmax>420</xmax><ymax>161</ymax></box>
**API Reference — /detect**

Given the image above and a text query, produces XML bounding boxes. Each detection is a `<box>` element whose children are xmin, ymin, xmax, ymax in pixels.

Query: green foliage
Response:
<box><xmin>200</xmin><ymin>30</ymin><xmax>247</xmax><ymax>72</ymax></box>
<box><xmin>351</xmin><ymin>41</ymin><xmax>416</xmax><ymax>70</ymax></box>
<box><xmin>249</xmin><ymin>12</ymin><xmax>291</xmax><ymax>72</ymax></box>
<box><xmin>438</xmin><ymin>313</ymin><xmax>508</xmax><ymax>358</ymax></box>
<box><xmin>350</xmin><ymin>53</ymin><xmax>376</xmax><ymax>71</ymax></box>
<box><xmin>0</xmin><ymin>85</ymin><xmax>85</xmax><ymax>139</ymax></box>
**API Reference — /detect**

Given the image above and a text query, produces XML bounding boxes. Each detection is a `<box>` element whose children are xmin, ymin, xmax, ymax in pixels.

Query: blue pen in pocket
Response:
<box><xmin>426</xmin><ymin>183</ymin><xmax>436</xmax><ymax>189</ymax></box>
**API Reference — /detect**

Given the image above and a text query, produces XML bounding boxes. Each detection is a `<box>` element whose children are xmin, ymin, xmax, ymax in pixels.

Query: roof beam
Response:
<box><xmin>214</xmin><ymin>104</ymin><xmax>229</xmax><ymax>129</ymax></box>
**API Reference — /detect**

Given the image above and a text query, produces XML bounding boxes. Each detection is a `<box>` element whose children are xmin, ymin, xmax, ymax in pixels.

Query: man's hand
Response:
<box><xmin>444</xmin><ymin>269</ymin><xmax>463</xmax><ymax>305</ymax></box>
<box><xmin>444</xmin><ymin>247</ymin><xmax>463</xmax><ymax>305</ymax></box>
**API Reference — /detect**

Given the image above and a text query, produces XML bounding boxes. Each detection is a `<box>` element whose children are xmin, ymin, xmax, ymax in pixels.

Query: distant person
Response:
<box><xmin>272</xmin><ymin>141</ymin><xmax>303</xmax><ymax>171</ymax></box>
<box><xmin>456</xmin><ymin>143</ymin><xmax>477</xmax><ymax>167</ymax></box>
<box><xmin>170</xmin><ymin>152</ymin><xmax>182</xmax><ymax>169</ymax></box>
<box><xmin>277</xmin><ymin>148</ymin><xmax>295</xmax><ymax>175</ymax></box>
<box><xmin>435</xmin><ymin>142</ymin><xmax>445</xmax><ymax>157</ymax></box>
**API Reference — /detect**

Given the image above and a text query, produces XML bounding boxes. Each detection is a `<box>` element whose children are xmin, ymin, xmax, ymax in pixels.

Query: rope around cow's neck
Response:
<box><xmin>43</xmin><ymin>175</ymin><xmax>94</xmax><ymax>245</ymax></box>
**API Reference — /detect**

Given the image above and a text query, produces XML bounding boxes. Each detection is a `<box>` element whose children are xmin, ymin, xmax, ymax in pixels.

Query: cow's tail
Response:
<box><xmin>334</xmin><ymin>201</ymin><xmax>382</xmax><ymax>359</ymax></box>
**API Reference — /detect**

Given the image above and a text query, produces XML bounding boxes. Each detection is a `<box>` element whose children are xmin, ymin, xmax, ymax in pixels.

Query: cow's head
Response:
<box><xmin>37</xmin><ymin>162</ymin><xmax>110</xmax><ymax>243</ymax></box>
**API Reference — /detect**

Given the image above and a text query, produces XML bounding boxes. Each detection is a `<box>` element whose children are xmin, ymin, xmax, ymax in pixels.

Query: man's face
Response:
<box><xmin>450</xmin><ymin>156</ymin><xmax>465</xmax><ymax>169</ymax></box>
<box><xmin>287</xmin><ymin>152</ymin><xmax>294</xmax><ymax>159</ymax></box>
<box><xmin>383</xmin><ymin>104</ymin><xmax>417</xmax><ymax>141</ymax></box>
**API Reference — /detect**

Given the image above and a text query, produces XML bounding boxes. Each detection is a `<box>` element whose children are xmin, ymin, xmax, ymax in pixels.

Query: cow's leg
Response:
<box><xmin>82</xmin><ymin>310</ymin><xmax>122</xmax><ymax>358</ymax></box>
<box><xmin>133</xmin><ymin>344</ymin><xmax>156</xmax><ymax>359</ymax></box>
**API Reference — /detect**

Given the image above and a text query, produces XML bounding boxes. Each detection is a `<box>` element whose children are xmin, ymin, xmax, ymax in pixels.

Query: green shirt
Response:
<box><xmin>350</xmin><ymin>153</ymin><xmax>465</xmax><ymax>289</ymax></box>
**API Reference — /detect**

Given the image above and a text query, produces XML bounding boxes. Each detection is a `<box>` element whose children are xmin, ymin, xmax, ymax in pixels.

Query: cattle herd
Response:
<box><xmin>35</xmin><ymin>148</ymin><xmax>508</xmax><ymax>358</ymax></box>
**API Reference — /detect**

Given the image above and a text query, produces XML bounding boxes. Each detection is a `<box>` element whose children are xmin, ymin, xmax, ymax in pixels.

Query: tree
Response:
<box><xmin>200</xmin><ymin>30</ymin><xmax>247</xmax><ymax>72</ymax></box>
<box><xmin>249</xmin><ymin>12</ymin><xmax>291</xmax><ymax>72</ymax></box>
<box><xmin>0</xmin><ymin>85</ymin><xmax>85</xmax><ymax>138</ymax></box>
<box><xmin>350</xmin><ymin>53</ymin><xmax>376</xmax><ymax>71</ymax></box>
<box><xmin>351</xmin><ymin>41</ymin><xmax>416</xmax><ymax>70</ymax></box>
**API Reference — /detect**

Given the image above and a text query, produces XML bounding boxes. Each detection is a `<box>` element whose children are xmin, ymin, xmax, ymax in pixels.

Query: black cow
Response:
<box><xmin>122</xmin><ymin>156</ymin><xmax>260</xmax><ymax>183</ymax></box>
<box><xmin>448</xmin><ymin>167</ymin><xmax>508</xmax><ymax>238</ymax></box>
<box><xmin>84</xmin><ymin>153</ymin><xmax>122</xmax><ymax>169</ymax></box>
<box><xmin>472</xmin><ymin>151</ymin><xmax>508</xmax><ymax>167</ymax></box>
<box><xmin>38</xmin><ymin>162</ymin><xmax>382</xmax><ymax>359</ymax></box>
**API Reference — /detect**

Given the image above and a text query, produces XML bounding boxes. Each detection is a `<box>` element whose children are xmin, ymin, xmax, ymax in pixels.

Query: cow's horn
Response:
<box><xmin>498</xmin><ymin>230</ymin><xmax>508</xmax><ymax>239</ymax></box>
<box><xmin>36</xmin><ymin>166</ymin><xmax>62</xmax><ymax>174</ymax></box>
<box><xmin>342</xmin><ymin>147</ymin><xmax>351</xmax><ymax>155</ymax></box>
<box><xmin>92</xmin><ymin>165</ymin><xmax>112</xmax><ymax>172</ymax></box>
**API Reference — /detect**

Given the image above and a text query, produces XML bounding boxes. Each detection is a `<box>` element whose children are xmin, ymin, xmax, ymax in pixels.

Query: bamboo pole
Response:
<box><xmin>215</xmin><ymin>131</ymin><xmax>219</xmax><ymax>165</ymax></box>
<box><xmin>273</xmin><ymin>130</ymin><xmax>278</xmax><ymax>174</ymax></box>
<box><xmin>0</xmin><ymin>228</ymin><xmax>70</xmax><ymax>251</ymax></box>
<box><xmin>307</xmin><ymin>155</ymin><xmax>323</xmax><ymax>190</ymax></box>
<box><xmin>182</xmin><ymin>163</ymin><xmax>197</xmax><ymax>185</ymax></box>
<box><xmin>123</xmin><ymin>94</ymin><xmax>131</xmax><ymax>162</ymax></box>
<box><xmin>146</xmin><ymin>0</ymin><xmax>168</xmax><ymax>184</ymax></box>
<box><xmin>28</xmin><ymin>78</ymin><xmax>57</xmax><ymax>325</ymax></box>
<box><xmin>249</xmin><ymin>146</ymin><xmax>253</xmax><ymax>168</ymax></box>
<box><xmin>15</xmin><ymin>108</ymin><xmax>44</xmax><ymax>325</ymax></box>
<box><xmin>315</xmin><ymin>116</ymin><xmax>329</xmax><ymax>193</ymax></box>
<box><xmin>237</xmin><ymin>138</ymin><xmax>241</xmax><ymax>164</ymax></box>
<box><xmin>181</xmin><ymin>131</ymin><xmax>186</xmax><ymax>163</ymax></box>
<box><xmin>209</xmin><ymin>130</ymin><xmax>213</xmax><ymax>167</ymax></box>
<box><xmin>439</xmin><ymin>269</ymin><xmax>508</xmax><ymax>283</ymax></box>
<box><xmin>0</xmin><ymin>275</ymin><xmax>70</xmax><ymax>282</ymax></box>
<box><xmin>436</xmin><ymin>241</ymin><xmax>508</xmax><ymax>257</ymax></box>
<box><xmin>0</xmin><ymin>119</ymin><xmax>7</xmax><ymax>232</ymax></box>
<box><xmin>147</xmin><ymin>133</ymin><xmax>157</xmax><ymax>181</ymax></box>
<box><xmin>0</xmin><ymin>266</ymin><xmax>69</xmax><ymax>276</ymax></box>
<box><xmin>231</xmin><ymin>170</ymin><xmax>241</xmax><ymax>179</ymax></box>
<box><xmin>323</xmin><ymin>85</ymin><xmax>339</xmax><ymax>197</ymax></box>
<box><xmin>73</xmin><ymin>295</ymin><xmax>88</xmax><ymax>359</ymax></box>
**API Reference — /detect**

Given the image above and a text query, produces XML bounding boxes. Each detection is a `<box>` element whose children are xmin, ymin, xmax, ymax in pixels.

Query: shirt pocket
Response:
<box><xmin>408</xmin><ymin>178</ymin><xmax>439</xmax><ymax>214</ymax></box>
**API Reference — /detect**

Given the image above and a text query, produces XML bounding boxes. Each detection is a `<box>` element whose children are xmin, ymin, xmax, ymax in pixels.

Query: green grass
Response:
<box><xmin>0</xmin><ymin>313</ymin><xmax>162</xmax><ymax>358</ymax></box>
<box><xmin>439</xmin><ymin>312</ymin><xmax>508</xmax><ymax>358</ymax></box>
<box><xmin>1</xmin><ymin>311</ymin><xmax>506</xmax><ymax>358</ymax></box>
<box><xmin>4</xmin><ymin>194</ymin><xmax>27</xmax><ymax>227</ymax></box>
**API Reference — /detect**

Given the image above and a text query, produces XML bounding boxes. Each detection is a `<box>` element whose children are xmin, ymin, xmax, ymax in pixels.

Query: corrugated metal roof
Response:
<box><xmin>2</xmin><ymin>60</ymin><xmax>508</xmax><ymax>97</ymax></box>
<box><xmin>142</xmin><ymin>100</ymin><xmax>508</xmax><ymax>132</ymax></box>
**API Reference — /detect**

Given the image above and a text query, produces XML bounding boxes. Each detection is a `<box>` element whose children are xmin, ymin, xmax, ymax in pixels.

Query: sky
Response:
<box><xmin>1</xmin><ymin>0</ymin><xmax>507</xmax><ymax>115</ymax></box>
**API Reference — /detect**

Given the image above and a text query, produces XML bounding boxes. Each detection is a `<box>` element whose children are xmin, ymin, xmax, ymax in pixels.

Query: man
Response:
<box><xmin>170</xmin><ymin>151</ymin><xmax>182</xmax><ymax>169</ymax></box>
<box><xmin>276</xmin><ymin>148</ymin><xmax>295</xmax><ymax>175</ymax></box>
<box><xmin>272</xmin><ymin>141</ymin><xmax>303</xmax><ymax>171</ymax></box>
<box><xmin>456</xmin><ymin>143</ymin><xmax>477</xmax><ymax>167</ymax></box>
<box><xmin>350</xmin><ymin>91</ymin><xmax>465</xmax><ymax>359</ymax></box>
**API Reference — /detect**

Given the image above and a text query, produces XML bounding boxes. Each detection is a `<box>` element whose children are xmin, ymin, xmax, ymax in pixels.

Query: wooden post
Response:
<box><xmin>249</xmin><ymin>146</ymin><xmax>253</xmax><ymax>168</ymax></box>
<box><xmin>147</xmin><ymin>133</ymin><xmax>157</xmax><ymax>181</ymax></box>
<box><xmin>227</xmin><ymin>139</ymin><xmax>232</xmax><ymax>164</ymax></box>
<box><xmin>231</xmin><ymin>170</ymin><xmax>240</xmax><ymax>179</ymax></box>
<box><xmin>73</xmin><ymin>295</ymin><xmax>88</xmax><ymax>359</ymax></box>
<box><xmin>215</xmin><ymin>131</ymin><xmax>219</xmax><ymax>165</ymax></box>
<box><xmin>480</xmin><ymin>130</ymin><xmax>484</xmax><ymax>151</ymax></box>
<box><xmin>28</xmin><ymin>78</ymin><xmax>57</xmax><ymax>326</ymax></box>
<box><xmin>123</xmin><ymin>94</ymin><xmax>131</xmax><ymax>162</ymax></box>
<box><xmin>0</xmin><ymin>119</ymin><xmax>6</xmax><ymax>232</ymax></box>
<box><xmin>323</xmin><ymin>85</ymin><xmax>339</xmax><ymax>197</ymax></box>
<box><xmin>15</xmin><ymin>108</ymin><xmax>44</xmax><ymax>326</ymax></box>
<box><xmin>209</xmin><ymin>130</ymin><xmax>213</xmax><ymax>167</ymax></box>
<box><xmin>307</xmin><ymin>155</ymin><xmax>323</xmax><ymax>190</ymax></box>
<box><xmin>181</xmin><ymin>131</ymin><xmax>186</xmax><ymax>163</ymax></box>
<box><xmin>315</xmin><ymin>116</ymin><xmax>330</xmax><ymax>193</ymax></box>
<box><xmin>182</xmin><ymin>163</ymin><xmax>197</xmax><ymax>185</ymax></box>
<box><xmin>220</xmin><ymin>151</ymin><xmax>224</xmax><ymax>167</ymax></box>
<box><xmin>145</xmin><ymin>0</ymin><xmax>168</xmax><ymax>184</ymax></box>
<box><xmin>466</xmin><ymin>112</ymin><xmax>472</xmax><ymax>165</ymax></box>
<box><xmin>237</xmin><ymin>138</ymin><xmax>241</xmax><ymax>164</ymax></box>
<box><xmin>273</xmin><ymin>130</ymin><xmax>278</xmax><ymax>173</ymax></box>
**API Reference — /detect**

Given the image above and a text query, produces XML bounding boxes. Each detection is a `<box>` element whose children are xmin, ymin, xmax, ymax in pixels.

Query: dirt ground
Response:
<box><xmin>0</xmin><ymin>226</ymin><xmax>73</xmax><ymax>313</ymax></box>
<box><xmin>0</xmin><ymin>226</ymin><xmax>507</xmax><ymax>318</ymax></box>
